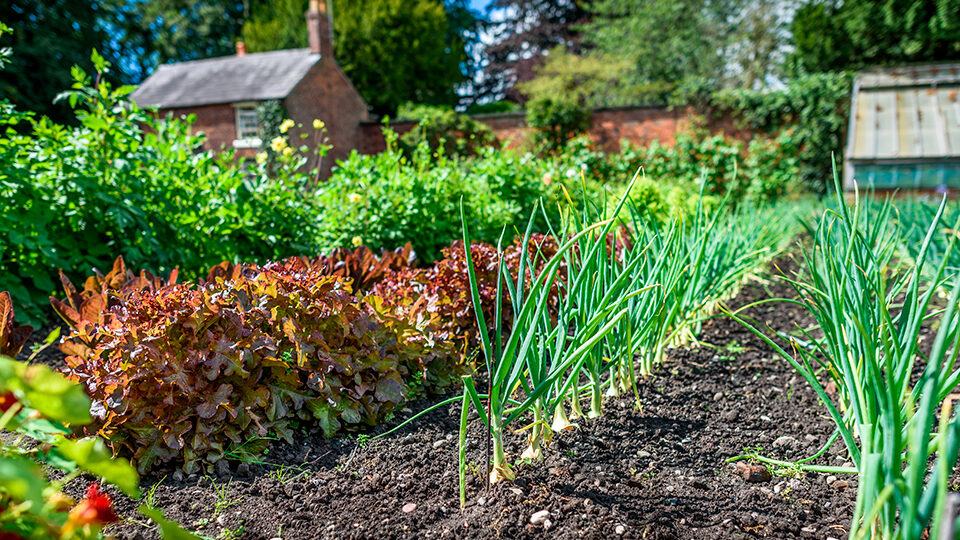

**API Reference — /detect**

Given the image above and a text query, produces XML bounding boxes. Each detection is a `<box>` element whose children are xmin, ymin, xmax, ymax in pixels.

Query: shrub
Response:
<box><xmin>52</xmin><ymin>257</ymin><xmax>466</xmax><ymax>473</ymax></box>
<box><xmin>525</xmin><ymin>97</ymin><xmax>592</xmax><ymax>153</ymax></box>
<box><xmin>396</xmin><ymin>103</ymin><xmax>500</xmax><ymax>158</ymax></box>
<box><xmin>0</xmin><ymin>53</ymin><xmax>324</xmax><ymax>326</ymax></box>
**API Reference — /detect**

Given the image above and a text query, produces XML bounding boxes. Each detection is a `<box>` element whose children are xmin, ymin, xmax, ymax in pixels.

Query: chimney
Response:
<box><xmin>235</xmin><ymin>41</ymin><xmax>247</xmax><ymax>56</ymax></box>
<box><xmin>306</xmin><ymin>0</ymin><xmax>334</xmax><ymax>59</ymax></box>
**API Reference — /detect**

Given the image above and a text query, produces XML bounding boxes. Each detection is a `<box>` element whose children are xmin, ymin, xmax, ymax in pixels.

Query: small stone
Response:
<box><xmin>832</xmin><ymin>480</ymin><xmax>850</xmax><ymax>491</ymax></box>
<box><xmin>236</xmin><ymin>463</ymin><xmax>251</xmax><ymax>477</ymax></box>
<box><xmin>801</xmin><ymin>526</ymin><xmax>816</xmax><ymax>533</ymax></box>
<box><xmin>544</xmin><ymin>519</ymin><xmax>554</xmax><ymax>530</ymax></box>
<box><xmin>172</xmin><ymin>470</ymin><xmax>185</xmax><ymax>483</ymax></box>
<box><xmin>432</xmin><ymin>440</ymin><xmax>445</xmax><ymax>449</ymax></box>
<box><xmin>825</xmin><ymin>475</ymin><xmax>837</xmax><ymax>485</ymax></box>
<box><xmin>736</xmin><ymin>463</ymin><xmax>772</xmax><ymax>483</ymax></box>
<box><xmin>637</xmin><ymin>450</ymin><xmax>651</xmax><ymax>458</ymax></box>
<box><xmin>713</xmin><ymin>392</ymin><xmax>723</xmax><ymax>401</ymax></box>
<box><xmin>402</xmin><ymin>503</ymin><xmax>417</xmax><ymax>513</ymax></box>
<box><xmin>760</xmin><ymin>415</ymin><xmax>773</xmax><ymax>422</ymax></box>
<box><xmin>721</xmin><ymin>409</ymin><xmax>739</xmax><ymax>422</ymax></box>
<box><xmin>583</xmin><ymin>498</ymin><xmax>593</xmax><ymax>507</ymax></box>
<box><xmin>615</xmin><ymin>524</ymin><xmax>626</xmax><ymax>535</ymax></box>
<box><xmin>804</xmin><ymin>434</ymin><xmax>817</xmax><ymax>442</ymax></box>
<box><xmin>215</xmin><ymin>460</ymin><xmax>231</xmax><ymax>478</ymax></box>
<box><xmin>530</xmin><ymin>510</ymin><xmax>550</xmax><ymax>525</ymax></box>
<box><xmin>773</xmin><ymin>436</ymin><xmax>797</xmax><ymax>449</ymax></box>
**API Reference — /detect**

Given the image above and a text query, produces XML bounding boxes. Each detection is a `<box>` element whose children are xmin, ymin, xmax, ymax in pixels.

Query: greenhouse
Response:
<box><xmin>845</xmin><ymin>62</ymin><xmax>960</xmax><ymax>191</ymax></box>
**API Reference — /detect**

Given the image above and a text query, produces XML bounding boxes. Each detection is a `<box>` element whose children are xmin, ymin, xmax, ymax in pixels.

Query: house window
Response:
<box><xmin>233</xmin><ymin>105</ymin><xmax>261</xmax><ymax>148</ymax></box>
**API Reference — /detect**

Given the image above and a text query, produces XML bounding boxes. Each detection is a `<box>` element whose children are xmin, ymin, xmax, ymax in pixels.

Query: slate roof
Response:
<box><xmin>131</xmin><ymin>48</ymin><xmax>321</xmax><ymax>109</ymax></box>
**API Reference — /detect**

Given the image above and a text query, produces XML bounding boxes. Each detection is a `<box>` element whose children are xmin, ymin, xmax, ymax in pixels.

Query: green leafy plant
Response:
<box><xmin>0</xmin><ymin>327</ymin><xmax>200</xmax><ymax>538</ymax></box>
<box><xmin>729</xmin><ymin>178</ymin><xmax>960</xmax><ymax>539</ymax></box>
<box><xmin>52</xmin><ymin>257</ymin><xmax>465</xmax><ymax>473</ymax></box>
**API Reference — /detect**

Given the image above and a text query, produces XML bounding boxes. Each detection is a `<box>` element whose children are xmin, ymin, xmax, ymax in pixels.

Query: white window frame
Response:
<box><xmin>233</xmin><ymin>103</ymin><xmax>262</xmax><ymax>148</ymax></box>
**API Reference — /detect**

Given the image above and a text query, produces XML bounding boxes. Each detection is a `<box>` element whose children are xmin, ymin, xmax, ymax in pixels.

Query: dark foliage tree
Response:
<box><xmin>790</xmin><ymin>0</ymin><xmax>960</xmax><ymax>74</ymax></box>
<box><xmin>474</xmin><ymin>0</ymin><xmax>591</xmax><ymax>103</ymax></box>
<box><xmin>0</xmin><ymin>1</ymin><xmax>111</xmax><ymax>122</ymax></box>
<box><xmin>242</xmin><ymin>0</ymin><xmax>479</xmax><ymax>116</ymax></box>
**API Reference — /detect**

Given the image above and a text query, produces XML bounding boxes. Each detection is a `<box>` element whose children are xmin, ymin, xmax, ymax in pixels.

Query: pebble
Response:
<box><xmin>530</xmin><ymin>510</ymin><xmax>550</xmax><ymax>525</ymax></box>
<box><xmin>736</xmin><ymin>463</ymin><xmax>772</xmax><ymax>483</ymax></box>
<box><xmin>713</xmin><ymin>391</ymin><xmax>723</xmax><ymax>401</ymax></box>
<box><xmin>544</xmin><ymin>519</ymin><xmax>554</xmax><ymax>530</ymax></box>
<box><xmin>721</xmin><ymin>409</ymin><xmax>739</xmax><ymax>422</ymax></box>
<box><xmin>476</xmin><ymin>497</ymin><xmax>487</xmax><ymax>506</ymax></box>
<box><xmin>760</xmin><ymin>415</ymin><xmax>773</xmax><ymax>422</ymax></box>
<box><xmin>833</xmin><ymin>480</ymin><xmax>850</xmax><ymax>491</ymax></box>
<box><xmin>637</xmin><ymin>450</ymin><xmax>651</xmax><ymax>458</ymax></box>
<box><xmin>825</xmin><ymin>475</ymin><xmax>837</xmax><ymax>485</ymax></box>
<box><xmin>432</xmin><ymin>440</ymin><xmax>445</xmax><ymax>449</ymax></box>
<box><xmin>236</xmin><ymin>463</ymin><xmax>251</xmax><ymax>477</ymax></box>
<box><xmin>615</xmin><ymin>524</ymin><xmax>626</xmax><ymax>535</ymax></box>
<box><xmin>772</xmin><ymin>435</ymin><xmax>797</xmax><ymax>449</ymax></box>
<box><xmin>402</xmin><ymin>503</ymin><xmax>417</xmax><ymax>513</ymax></box>
<box><xmin>215</xmin><ymin>460</ymin><xmax>231</xmax><ymax>478</ymax></box>
<box><xmin>804</xmin><ymin>434</ymin><xmax>817</xmax><ymax>442</ymax></box>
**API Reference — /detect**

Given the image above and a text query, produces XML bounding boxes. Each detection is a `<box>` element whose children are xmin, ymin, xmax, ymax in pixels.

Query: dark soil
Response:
<box><xmin>89</xmin><ymin>259</ymin><xmax>866</xmax><ymax>539</ymax></box>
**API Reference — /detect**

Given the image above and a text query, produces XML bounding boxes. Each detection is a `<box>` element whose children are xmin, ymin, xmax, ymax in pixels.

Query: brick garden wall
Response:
<box><xmin>359</xmin><ymin>105</ymin><xmax>750</xmax><ymax>156</ymax></box>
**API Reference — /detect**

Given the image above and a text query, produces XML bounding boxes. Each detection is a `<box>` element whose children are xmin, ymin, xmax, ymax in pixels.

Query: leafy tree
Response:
<box><xmin>476</xmin><ymin>0</ymin><xmax>591</xmax><ymax>102</ymax></box>
<box><xmin>0</xmin><ymin>1</ymin><xmax>111</xmax><ymax>122</ymax></box>
<box><xmin>516</xmin><ymin>46</ymin><xmax>651</xmax><ymax>107</ymax></box>
<box><xmin>581</xmin><ymin>0</ymin><xmax>739</xmax><ymax>102</ymax></box>
<box><xmin>103</xmin><ymin>0</ymin><xmax>247</xmax><ymax>82</ymax></box>
<box><xmin>242</xmin><ymin>0</ymin><xmax>478</xmax><ymax>116</ymax></box>
<box><xmin>790</xmin><ymin>0</ymin><xmax>960</xmax><ymax>73</ymax></box>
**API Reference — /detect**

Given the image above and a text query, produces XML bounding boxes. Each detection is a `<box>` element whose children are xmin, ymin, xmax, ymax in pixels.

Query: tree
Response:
<box><xmin>790</xmin><ymin>0</ymin><xmax>960</xmax><ymax>74</ymax></box>
<box><xmin>103</xmin><ymin>0</ymin><xmax>247</xmax><ymax>82</ymax></box>
<box><xmin>0</xmin><ymin>1</ymin><xmax>111</xmax><ymax>122</ymax></box>
<box><xmin>475</xmin><ymin>0</ymin><xmax>591</xmax><ymax>103</ymax></box>
<box><xmin>581</xmin><ymin>0</ymin><xmax>739</xmax><ymax>102</ymax></box>
<box><xmin>516</xmin><ymin>47</ymin><xmax>640</xmax><ymax>107</ymax></box>
<box><xmin>242</xmin><ymin>0</ymin><xmax>478</xmax><ymax>116</ymax></box>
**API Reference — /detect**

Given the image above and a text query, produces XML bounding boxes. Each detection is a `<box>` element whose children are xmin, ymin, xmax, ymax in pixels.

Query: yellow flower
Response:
<box><xmin>351</xmin><ymin>236</ymin><xmax>363</xmax><ymax>247</ymax></box>
<box><xmin>270</xmin><ymin>136</ymin><xmax>287</xmax><ymax>152</ymax></box>
<box><xmin>279</xmin><ymin>119</ymin><xmax>295</xmax><ymax>133</ymax></box>
<box><xmin>313</xmin><ymin>119</ymin><xmax>325</xmax><ymax>130</ymax></box>
<box><xmin>255</xmin><ymin>152</ymin><xmax>268</xmax><ymax>164</ymax></box>
<box><xmin>347</xmin><ymin>192</ymin><xmax>362</xmax><ymax>204</ymax></box>
<box><xmin>282</xmin><ymin>146</ymin><xmax>294</xmax><ymax>157</ymax></box>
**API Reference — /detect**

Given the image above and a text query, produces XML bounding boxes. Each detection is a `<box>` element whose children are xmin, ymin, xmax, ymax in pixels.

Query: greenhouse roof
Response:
<box><xmin>847</xmin><ymin>63</ymin><xmax>960</xmax><ymax>163</ymax></box>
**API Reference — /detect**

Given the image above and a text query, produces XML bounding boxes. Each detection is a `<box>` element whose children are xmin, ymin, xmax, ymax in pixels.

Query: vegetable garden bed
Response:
<box><xmin>64</xmin><ymin>259</ymin><xmax>864</xmax><ymax>539</ymax></box>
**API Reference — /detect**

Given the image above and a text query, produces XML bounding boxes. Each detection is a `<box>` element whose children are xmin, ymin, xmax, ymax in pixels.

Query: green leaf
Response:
<box><xmin>0</xmin><ymin>456</ymin><xmax>45</xmax><ymax>509</ymax></box>
<box><xmin>139</xmin><ymin>505</ymin><xmax>208</xmax><ymax>540</ymax></box>
<box><xmin>0</xmin><ymin>356</ymin><xmax>93</xmax><ymax>425</ymax></box>
<box><xmin>54</xmin><ymin>436</ymin><xmax>140</xmax><ymax>497</ymax></box>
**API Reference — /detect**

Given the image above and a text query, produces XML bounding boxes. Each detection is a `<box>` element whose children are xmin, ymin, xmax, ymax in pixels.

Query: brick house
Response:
<box><xmin>131</xmin><ymin>0</ymin><xmax>368</xmax><ymax>177</ymax></box>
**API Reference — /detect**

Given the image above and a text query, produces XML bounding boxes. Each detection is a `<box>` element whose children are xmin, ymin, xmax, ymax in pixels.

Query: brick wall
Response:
<box><xmin>284</xmin><ymin>58</ymin><xmax>370</xmax><ymax>178</ymax></box>
<box><xmin>165</xmin><ymin>103</ymin><xmax>255</xmax><ymax>157</ymax></box>
<box><xmin>359</xmin><ymin>105</ymin><xmax>749</xmax><ymax>156</ymax></box>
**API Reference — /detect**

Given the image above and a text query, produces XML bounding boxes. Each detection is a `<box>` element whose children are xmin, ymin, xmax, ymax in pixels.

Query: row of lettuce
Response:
<box><xmin>1</xmin><ymin>61</ymin><xmax>806</xmax><ymax>327</ymax></box>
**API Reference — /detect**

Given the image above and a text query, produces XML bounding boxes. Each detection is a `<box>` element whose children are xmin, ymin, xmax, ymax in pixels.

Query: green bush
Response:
<box><xmin>686</xmin><ymin>72</ymin><xmax>852</xmax><ymax>194</ymax></box>
<box><xmin>525</xmin><ymin>97</ymin><xmax>592</xmax><ymax>153</ymax></box>
<box><xmin>396</xmin><ymin>103</ymin><xmax>499</xmax><ymax>158</ymax></box>
<box><xmin>0</xmin><ymin>54</ymin><xmax>325</xmax><ymax>325</ymax></box>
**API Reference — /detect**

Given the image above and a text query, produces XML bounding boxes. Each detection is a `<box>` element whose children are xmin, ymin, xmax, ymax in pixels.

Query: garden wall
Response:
<box><xmin>359</xmin><ymin>105</ymin><xmax>750</xmax><ymax>154</ymax></box>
